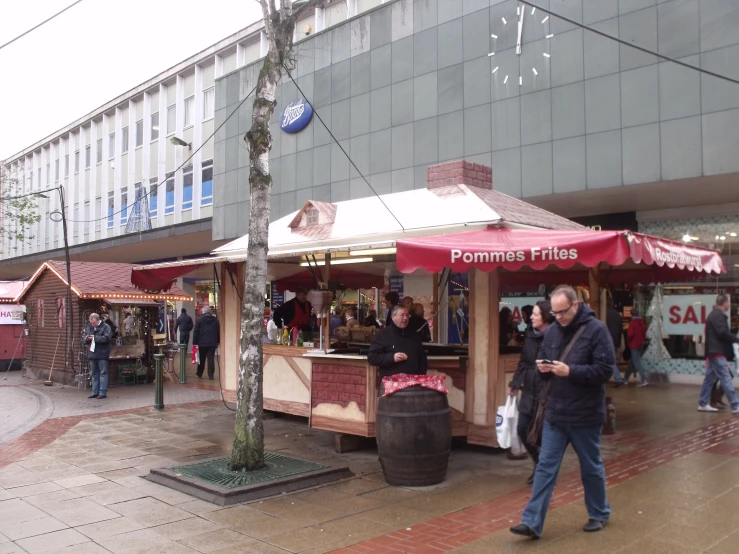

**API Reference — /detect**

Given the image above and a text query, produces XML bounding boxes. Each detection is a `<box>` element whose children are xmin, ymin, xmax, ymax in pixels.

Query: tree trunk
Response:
<box><xmin>229</xmin><ymin>0</ymin><xmax>300</xmax><ymax>472</ymax></box>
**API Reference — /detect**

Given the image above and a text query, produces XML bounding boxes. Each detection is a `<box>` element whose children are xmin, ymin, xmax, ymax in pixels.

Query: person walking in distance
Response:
<box><xmin>508</xmin><ymin>300</ymin><xmax>556</xmax><ymax>485</ymax></box>
<box><xmin>606</xmin><ymin>300</ymin><xmax>626</xmax><ymax>387</ymax></box>
<box><xmin>175</xmin><ymin>308</ymin><xmax>194</xmax><ymax>350</ymax></box>
<box><xmin>698</xmin><ymin>294</ymin><xmax>739</xmax><ymax>413</ymax></box>
<box><xmin>624</xmin><ymin>307</ymin><xmax>648</xmax><ymax>386</ymax></box>
<box><xmin>511</xmin><ymin>285</ymin><xmax>613</xmax><ymax>539</ymax></box>
<box><xmin>193</xmin><ymin>306</ymin><xmax>220</xmax><ymax>380</ymax></box>
<box><xmin>84</xmin><ymin>313</ymin><xmax>113</xmax><ymax>399</ymax></box>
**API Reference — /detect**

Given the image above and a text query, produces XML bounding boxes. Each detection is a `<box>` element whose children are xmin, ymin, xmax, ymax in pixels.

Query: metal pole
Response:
<box><xmin>154</xmin><ymin>353</ymin><xmax>164</xmax><ymax>409</ymax></box>
<box><xmin>58</xmin><ymin>185</ymin><xmax>74</xmax><ymax>376</ymax></box>
<box><xmin>179</xmin><ymin>343</ymin><xmax>187</xmax><ymax>384</ymax></box>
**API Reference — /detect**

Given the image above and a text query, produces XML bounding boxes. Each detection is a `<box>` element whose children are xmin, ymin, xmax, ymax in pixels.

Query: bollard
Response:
<box><xmin>179</xmin><ymin>343</ymin><xmax>187</xmax><ymax>384</ymax></box>
<box><xmin>154</xmin><ymin>353</ymin><xmax>165</xmax><ymax>409</ymax></box>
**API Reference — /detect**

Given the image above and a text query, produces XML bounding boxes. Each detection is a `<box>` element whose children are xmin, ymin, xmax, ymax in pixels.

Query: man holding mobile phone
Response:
<box><xmin>511</xmin><ymin>285</ymin><xmax>614</xmax><ymax>540</ymax></box>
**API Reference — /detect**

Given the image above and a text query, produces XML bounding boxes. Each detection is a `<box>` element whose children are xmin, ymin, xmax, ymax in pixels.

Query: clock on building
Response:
<box><xmin>489</xmin><ymin>2</ymin><xmax>553</xmax><ymax>86</ymax></box>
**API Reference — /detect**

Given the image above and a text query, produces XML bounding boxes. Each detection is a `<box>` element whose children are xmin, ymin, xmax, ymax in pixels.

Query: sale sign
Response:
<box><xmin>500</xmin><ymin>297</ymin><xmax>544</xmax><ymax>332</ymax></box>
<box><xmin>662</xmin><ymin>295</ymin><xmax>716</xmax><ymax>335</ymax></box>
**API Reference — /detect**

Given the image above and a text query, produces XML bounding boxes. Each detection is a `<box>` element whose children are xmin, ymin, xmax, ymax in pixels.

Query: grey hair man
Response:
<box><xmin>84</xmin><ymin>313</ymin><xmax>113</xmax><ymax>399</ymax></box>
<box><xmin>698</xmin><ymin>294</ymin><xmax>739</xmax><ymax>413</ymax></box>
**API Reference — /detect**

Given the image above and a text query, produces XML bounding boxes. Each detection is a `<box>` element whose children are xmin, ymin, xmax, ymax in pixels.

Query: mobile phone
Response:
<box><xmin>540</xmin><ymin>359</ymin><xmax>555</xmax><ymax>365</ymax></box>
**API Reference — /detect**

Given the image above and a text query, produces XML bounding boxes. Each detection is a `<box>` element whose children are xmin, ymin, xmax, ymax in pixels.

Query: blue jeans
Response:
<box><xmin>89</xmin><ymin>359</ymin><xmax>109</xmax><ymax>396</ymax></box>
<box><xmin>699</xmin><ymin>357</ymin><xmax>739</xmax><ymax>410</ymax></box>
<box><xmin>520</xmin><ymin>421</ymin><xmax>611</xmax><ymax>537</ymax></box>
<box><xmin>611</xmin><ymin>364</ymin><xmax>623</xmax><ymax>383</ymax></box>
<box><xmin>624</xmin><ymin>348</ymin><xmax>646</xmax><ymax>382</ymax></box>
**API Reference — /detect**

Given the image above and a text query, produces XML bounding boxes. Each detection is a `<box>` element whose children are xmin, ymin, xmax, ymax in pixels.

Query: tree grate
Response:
<box><xmin>168</xmin><ymin>452</ymin><xmax>329</xmax><ymax>489</ymax></box>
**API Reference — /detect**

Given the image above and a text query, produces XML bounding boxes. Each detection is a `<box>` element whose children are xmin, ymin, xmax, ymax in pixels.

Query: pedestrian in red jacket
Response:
<box><xmin>624</xmin><ymin>308</ymin><xmax>648</xmax><ymax>386</ymax></box>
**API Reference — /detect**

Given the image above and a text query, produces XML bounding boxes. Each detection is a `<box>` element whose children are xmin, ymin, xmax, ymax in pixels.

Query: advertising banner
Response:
<box><xmin>662</xmin><ymin>294</ymin><xmax>716</xmax><ymax>335</ymax></box>
<box><xmin>0</xmin><ymin>305</ymin><xmax>25</xmax><ymax>325</ymax></box>
<box><xmin>500</xmin><ymin>297</ymin><xmax>544</xmax><ymax>332</ymax></box>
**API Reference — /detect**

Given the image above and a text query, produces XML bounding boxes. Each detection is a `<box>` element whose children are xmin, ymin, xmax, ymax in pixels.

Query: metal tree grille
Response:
<box><xmin>125</xmin><ymin>186</ymin><xmax>152</xmax><ymax>233</ymax></box>
<box><xmin>168</xmin><ymin>452</ymin><xmax>329</xmax><ymax>489</ymax></box>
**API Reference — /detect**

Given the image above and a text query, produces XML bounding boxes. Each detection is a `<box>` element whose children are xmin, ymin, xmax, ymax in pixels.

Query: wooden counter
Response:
<box><xmin>304</xmin><ymin>353</ymin><xmax>469</xmax><ymax>438</ymax></box>
<box><xmin>262</xmin><ymin>344</ymin><xmax>314</xmax><ymax>417</ymax></box>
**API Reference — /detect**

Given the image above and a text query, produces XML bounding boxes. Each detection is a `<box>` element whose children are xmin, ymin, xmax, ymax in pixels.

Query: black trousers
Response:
<box><xmin>517</xmin><ymin>410</ymin><xmax>540</xmax><ymax>464</ymax></box>
<box><xmin>197</xmin><ymin>346</ymin><xmax>216</xmax><ymax>378</ymax></box>
<box><xmin>179</xmin><ymin>332</ymin><xmax>189</xmax><ymax>350</ymax></box>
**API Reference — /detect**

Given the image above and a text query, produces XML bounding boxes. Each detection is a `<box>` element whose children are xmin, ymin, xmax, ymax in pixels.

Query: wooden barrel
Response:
<box><xmin>376</xmin><ymin>385</ymin><xmax>452</xmax><ymax>486</ymax></box>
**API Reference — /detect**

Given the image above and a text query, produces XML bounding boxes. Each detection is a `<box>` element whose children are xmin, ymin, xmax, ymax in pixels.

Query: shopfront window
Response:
<box><xmin>195</xmin><ymin>283</ymin><xmax>219</xmax><ymax>318</ymax></box>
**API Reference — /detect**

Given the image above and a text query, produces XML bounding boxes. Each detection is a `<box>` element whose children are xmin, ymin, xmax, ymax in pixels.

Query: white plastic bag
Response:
<box><xmin>507</xmin><ymin>395</ymin><xmax>526</xmax><ymax>456</ymax></box>
<box><xmin>496</xmin><ymin>396</ymin><xmax>515</xmax><ymax>449</ymax></box>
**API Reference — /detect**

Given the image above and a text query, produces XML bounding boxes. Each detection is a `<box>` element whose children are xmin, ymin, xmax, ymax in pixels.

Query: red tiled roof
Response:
<box><xmin>16</xmin><ymin>261</ymin><xmax>188</xmax><ymax>301</ymax></box>
<box><xmin>468</xmin><ymin>186</ymin><xmax>584</xmax><ymax>231</ymax></box>
<box><xmin>0</xmin><ymin>281</ymin><xmax>27</xmax><ymax>302</ymax></box>
<box><xmin>288</xmin><ymin>200</ymin><xmax>338</xmax><ymax>229</ymax></box>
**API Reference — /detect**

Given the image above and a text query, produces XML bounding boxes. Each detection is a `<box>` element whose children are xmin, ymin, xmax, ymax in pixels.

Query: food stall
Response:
<box><xmin>17</xmin><ymin>261</ymin><xmax>190</xmax><ymax>386</ymax></box>
<box><xmin>0</xmin><ymin>281</ymin><xmax>27</xmax><ymax>371</ymax></box>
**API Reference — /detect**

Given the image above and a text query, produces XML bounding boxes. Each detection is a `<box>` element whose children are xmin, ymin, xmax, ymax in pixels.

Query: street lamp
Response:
<box><xmin>169</xmin><ymin>136</ymin><xmax>191</xmax><ymax>150</ymax></box>
<box><xmin>47</xmin><ymin>186</ymin><xmax>73</xmax><ymax>376</ymax></box>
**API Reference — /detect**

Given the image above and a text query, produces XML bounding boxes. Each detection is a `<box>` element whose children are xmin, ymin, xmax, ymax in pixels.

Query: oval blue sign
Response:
<box><xmin>280</xmin><ymin>99</ymin><xmax>313</xmax><ymax>133</ymax></box>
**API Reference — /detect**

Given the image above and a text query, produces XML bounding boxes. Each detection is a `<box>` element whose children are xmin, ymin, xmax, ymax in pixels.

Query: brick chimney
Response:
<box><xmin>426</xmin><ymin>160</ymin><xmax>493</xmax><ymax>190</ymax></box>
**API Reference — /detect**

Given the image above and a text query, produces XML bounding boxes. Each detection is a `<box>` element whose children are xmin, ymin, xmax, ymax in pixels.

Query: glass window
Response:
<box><xmin>182</xmin><ymin>165</ymin><xmax>193</xmax><ymax>210</ymax></box>
<box><xmin>149</xmin><ymin>178</ymin><xmax>158</xmax><ymax>218</ymax></box>
<box><xmin>121</xmin><ymin>187</ymin><xmax>128</xmax><ymax>225</ymax></box>
<box><xmin>135</xmin><ymin>119</ymin><xmax>143</xmax><ymax>147</ymax></box>
<box><xmin>151</xmin><ymin>112</ymin><xmax>159</xmax><ymax>141</ymax></box>
<box><xmin>64</xmin><ymin>154</ymin><xmax>69</xmax><ymax>177</ymax></box>
<box><xmin>56</xmin><ymin>298</ymin><xmax>66</xmax><ymax>328</ymax></box>
<box><xmin>122</xmin><ymin>126</ymin><xmax>129</xmax><ymax>153</ymax></box>
<box><xmin>107</xmin><ymin>191</ymin><xmax>114</xmax><ymax>228</ymax></box>
<box><xmin>203</xmin><ymin>87</ymin><xmax>215</xmax><ymax>121</ymax></box>
<box><xmin>184</xmin><ymin>96</ymin><xmax>195</xmax><ymax>128</ymax></box>
<box><xmin>165</xmin><ymin>172</ymin><xmax>175</xmax><ymax>214</ymax></box>
<box><xmin>95</xmin><ymin>197</ymin><xmax>101</xmax><ymax>232</ymax></box>
<box><xmin>37</xmin><ymin>298</ymin><xmax>44</xmax><ymax>327</ymax></box>
<box><xmin>201</xmin><ymin>159</ymin><xmax>213</xmax><ymax>206</ymax></box>
<box><xmin>36</xmin><ymin>168</ymin><xmax>40</xmax><ymax>187</ymax></box>
<box><xmin>74</xmin><ymin>151</ymin><xmax>79</xmax><ymax>172</ymax></box>
<box><xmin>96</xmin><ymin>138</ymin><xmax>103</xmax><ymax>164</ymax></box>
<box><xmin>54</xmin><ymin>159</ymin><xmax>59</xmax><ymax>182</ymax></box>
<box><xmin>46</xmin><ymin>163</ymin><xmax>50</xmax><ymax>183</ymax></box>
<box><xmin>166</xmin><ymin>105</ymin><xmax>176</xmax><ymax>134</ymax></box>
<box><xmin>85</xmin><ymin>146</ymin><xmax>91</xmax><ymax>168</ymax></box>
<box><xmin>83</xmin><ymin>201</ymin><xmax>90</xmax><ymax>233</ymax></box>
<box><xmin>109</xmin><ymin>133</ymin><xmax>115</xmax><ymax>159</ymax></box>
<box><xmin>73</xmin><ymin>203</ymin><xmax>79</xmax><ymax>236</ymax></box>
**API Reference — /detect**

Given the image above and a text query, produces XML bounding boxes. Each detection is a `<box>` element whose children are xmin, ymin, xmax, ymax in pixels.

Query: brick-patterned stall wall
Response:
<box><xmin>311</xmin><ymin>364</ymin><xmax>367</xmax><ymax>414</ymax></box>
<box><xmin>439</xmin><ymin>368</ymin><xmax>465</xmax><ymax>391</ymax></box>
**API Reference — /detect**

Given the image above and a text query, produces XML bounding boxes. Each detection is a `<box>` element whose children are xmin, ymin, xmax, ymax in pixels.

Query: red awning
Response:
<box><xmin>131</xmin><ymin>264</ymin><xmax>203</xmax><ymax>292</ymax></box>
<box><xmin>274</xmin><ymin>269</ymin><xmax>385</xmax><ymax>293</ymax></box>
<box><xmin>396</xmin><ymin>228</ymin><xmax>725</xmax><ymax>275</ymax></box>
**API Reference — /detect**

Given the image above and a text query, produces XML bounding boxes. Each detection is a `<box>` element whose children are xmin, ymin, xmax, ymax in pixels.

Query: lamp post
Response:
<box><xmin>48</xmin><ymin>185</ymin><xmax>73</xmax><ymax>377</ymax></box>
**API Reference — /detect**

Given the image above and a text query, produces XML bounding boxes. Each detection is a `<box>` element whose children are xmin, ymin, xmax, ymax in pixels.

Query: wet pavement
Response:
<box><xmin>1</xmin><ymin>377</ymin><xmax>738</xmax><ymax>553</ymax></box>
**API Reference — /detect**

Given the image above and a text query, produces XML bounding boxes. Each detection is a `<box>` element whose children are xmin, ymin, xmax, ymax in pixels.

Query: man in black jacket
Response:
<box><xmin>511</xmin><ymin>285</ymin><xmax>613</xmax><ymax>540</ymax></box>
<box><xmin>84</xmin><ymin>313</ymin><xmax>113</xmax><ymax>399</ymax></box>
<box><xmin>368</xmin><ymin>305</ymin><xmax>427</xmax><ymax>387</ymax></box>
<box><xmin>193</xmin><ymin>306</ymin><xmax>220</xmax><ymax>380</ymax></box>
<box><xmin>698</xmin><ymin>294</ymin><xmax>739</xmax><ymax>413</ymax></box>
<box><xmin>606</xmin><ymin>302</ymin><xmax>625</xmax><ymax>387</ymax></box>
<box><xmin>175</xmin><ymin>308</ymin><xmax>194</xmax><ymax>350</ymax></box>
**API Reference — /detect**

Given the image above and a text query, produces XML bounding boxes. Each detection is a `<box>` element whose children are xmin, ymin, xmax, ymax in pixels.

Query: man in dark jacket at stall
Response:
<box><xmin>175</xmin><ymin>308</ymin><xmax>194</xmax><ymax>350</ymax></box>
<box><xmin>698</xmin><ymin>294</ymin><xmax>739</xmax><ymax>413</ymax></box>
<box><xmin>606</xmin><ymin>301</ymin><xmax>625</xmax><ymax>387</ymax></box>
<box><xmin>511</xmin><ymin>285</ymin><xmax>613</xmax><ymax>540</ymax></box>
<box><xmin>368</xmin><ymin>305</ymin><xmax>427</xmax><ymax>388</ymax></box>
<box><xmin>383</xmin><ymin>291</ymin><xmax>400</xmax><ymax>327</ymax></box>
<box><xmin>193</xmin><ymin>306</ymin><xmax>220</xmax><ymax>380</ymax></box>
<box><xmin>84</xmin><ymin>313</ymin><xmax>113</xmax><ymax>399</ymax></box>
<box><xmin>273</xmin><ymin>287</ymin><xmax>313</xmax><ymax>339</ymax></box>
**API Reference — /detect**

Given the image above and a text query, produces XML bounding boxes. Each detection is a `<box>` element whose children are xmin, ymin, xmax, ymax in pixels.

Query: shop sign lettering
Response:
<box><xmin>451</xmin><ymin>247</ymin><xmax>578</xmax><ymax>265</ymax></box>
<box><xmin>280</xmin><ymin>99</ymin><xmax>313</xmax><ymax>133</ymax></box>
<box><xmin>0</xmin><ymin>305</ymin><xmax>26</xmax><ymax>325</ymax></box>
<box><xmin>662</xmin><ymin>294</ymin><xmax>715</xmax><ymax>335</ymax></box>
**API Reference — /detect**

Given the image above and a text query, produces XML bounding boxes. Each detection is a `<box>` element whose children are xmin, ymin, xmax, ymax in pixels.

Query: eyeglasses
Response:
<box><xmin>550</xmin><ymin>303</ymin><xmax>573</xmax><ymax>317</ymax></box>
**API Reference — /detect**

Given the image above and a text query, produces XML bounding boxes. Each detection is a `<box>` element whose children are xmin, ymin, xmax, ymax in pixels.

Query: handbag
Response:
<box><xmin>526</xmin><ymin>325</ymin><xmax>587</xmax><ymax>447</ymax></box>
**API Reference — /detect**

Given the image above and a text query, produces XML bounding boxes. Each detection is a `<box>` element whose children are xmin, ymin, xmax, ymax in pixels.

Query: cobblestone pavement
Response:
<box><xmin>1</xmin><ymin>382</ymin><xmax>739</xmax><ymax>553</ymax></box>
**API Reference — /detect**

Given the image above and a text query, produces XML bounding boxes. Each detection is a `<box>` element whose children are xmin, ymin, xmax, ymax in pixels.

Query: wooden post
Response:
<box><xmin>321</xmin><ymin>254</ymin><xmax>331</xmax><ymax>347</ymax></box>
<box><xmin>432</xmin><ymin>272</ymin><xmax>439</xmax><ymax>343</ymax></box>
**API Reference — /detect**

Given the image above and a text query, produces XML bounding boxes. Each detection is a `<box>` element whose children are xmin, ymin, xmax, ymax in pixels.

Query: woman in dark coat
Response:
<box><xmin>508</xmin><ymin>300</ymin><xmax>556</xmax><ymax>484</ymax></box>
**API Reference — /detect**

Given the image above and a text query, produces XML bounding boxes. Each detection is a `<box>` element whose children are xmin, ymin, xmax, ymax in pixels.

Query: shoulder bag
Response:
<box><xmin>526</xmin><ymin>325</ymin><xmax>587</xmax><ymax>447</ymax></box>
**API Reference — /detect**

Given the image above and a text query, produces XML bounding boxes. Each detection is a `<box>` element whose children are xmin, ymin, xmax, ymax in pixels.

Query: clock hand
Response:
<box><xmin>516</xmin><ymin>5</ymin><xmax>525</xmax><ymax>55</ymax></box>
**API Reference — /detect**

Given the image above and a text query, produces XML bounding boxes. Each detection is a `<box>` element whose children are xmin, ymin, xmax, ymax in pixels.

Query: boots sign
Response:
<box><xmin>662</xmin><ymin>295</ymin><xmax>716</xmax><ymax>335</ymax></box>
<box><xmin>280</xmin><ymin>99</ymin><xmax>313</xmax><ymax>133</ymax></box>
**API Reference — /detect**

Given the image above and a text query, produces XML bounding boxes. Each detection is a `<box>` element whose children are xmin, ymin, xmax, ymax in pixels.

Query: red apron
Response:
<box><xmin>287</xmin><ymin>300</ymin><xmax>311</xmax><ymax>328</ymax></box>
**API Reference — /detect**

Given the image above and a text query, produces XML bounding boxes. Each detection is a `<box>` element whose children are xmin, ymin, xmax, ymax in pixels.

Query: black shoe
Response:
<box><xmin>208</xmin><ymin>376</ymin><xmax>214</xmax><ymax>380</ymax></box>
<box><xmin>510</xmin><ymin>523</ymin><xmax>539</xmax><ymax>539</ymax></box>
<box><xmin>583</xmin><ymin>519</ymin><xmax>608</xmax><ymax>532</ymax></box>
<box><xmin>196</xmin><ymin>374</ymin><xmax>202</xmax><ymax>379</ymax></box>
<box><xmin>526</xmin><ymin>472</ymin><xmax>535</xmax><ymax>485</ymax></box>
<box><xmin>613</xmin><ymin>381</ymin><xmax>625</xmax><ymax>388</ymax></box>
<box><xmin>88</xmin><ymin>394</ymin><xmax>98</xmax><ymax>399</ymax></box>
<box><xmin>97</xmin><ymin>395</ymin><xmax>107</xmax><ymax>399</ymax></box>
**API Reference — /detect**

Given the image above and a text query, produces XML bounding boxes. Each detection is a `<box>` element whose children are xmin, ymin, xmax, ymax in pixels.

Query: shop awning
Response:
<box><xmin>396</xmin><ymin>228</ymin><xmax>725</xmax><ymax>275</ymax></box>
<box><xmin>131</xmin><ymin>255</ymin><xmax>247</xmax><ymax>293</ymax></box>
<box><xmin>104</xmin><ymin>298</ymin><xmax>159</xmax><ymax>306</ymax></box>
<box><xmin>274</xmin><ymin>269</ymin><xmax>385</xmax><ymax>293</ymax></box>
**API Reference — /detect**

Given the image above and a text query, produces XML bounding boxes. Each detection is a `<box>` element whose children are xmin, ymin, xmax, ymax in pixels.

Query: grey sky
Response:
<box><xmin>0</xmin><ymin>0</ymin><xmax>263</xmax><ymax>160</ymax></box>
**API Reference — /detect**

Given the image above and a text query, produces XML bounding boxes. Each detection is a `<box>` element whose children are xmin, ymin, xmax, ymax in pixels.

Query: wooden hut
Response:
<box><xmin>16</xmin><ymin>261</ymin><xmax>190</xmax><ymax>386</ymax></box>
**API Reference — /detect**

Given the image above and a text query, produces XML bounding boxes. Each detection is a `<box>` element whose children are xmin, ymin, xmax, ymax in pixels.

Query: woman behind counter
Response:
<box><xmin>508</xmin><ymin>300</ymin><xmax>556</xmax><ymax>485</ymax></box>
